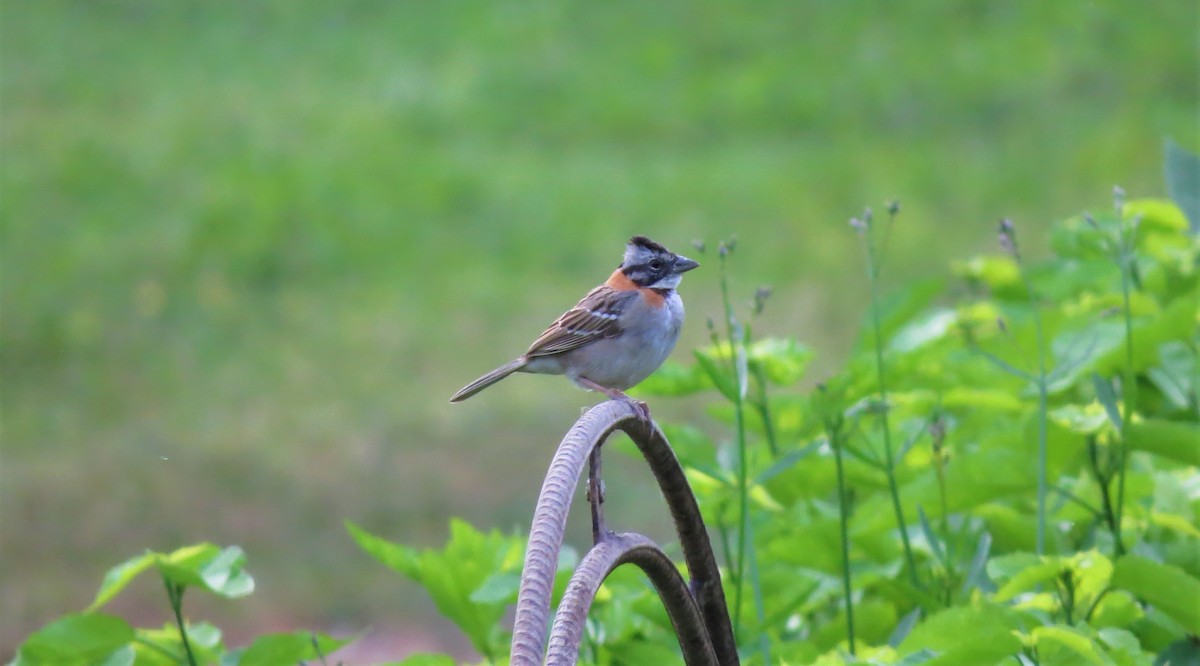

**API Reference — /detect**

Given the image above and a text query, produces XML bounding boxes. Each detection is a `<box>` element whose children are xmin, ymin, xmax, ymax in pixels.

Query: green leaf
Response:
<box><xmin>88</xmin><ymin>551</ymin><xmax>156</xmax><ymax>611</ymax></box>
<box><xmin>1126</xmin><ymin>420</ymin><xmax>1200</xmax><ymax>466</ymax></box>
<box><xmin>470</xmin><ymin>570</ymin><xmax>520</xmax><ymax>604</ymax></box>
<box><xmin>748</xmin><ymin>337</ymin><xmax>813</xmax><ymax>385</ymax></box>
<box><xmin>1050</xmin><ymin>402</ymin><xmax>1112</xmax><ymax>435</ymax></box>
<box><xmin>14</xmin><ymin>613</ymin><xmax>134</xmax><ymax>666</ymax></box>
<box><xmin>229</xmin><ymin>631</ymin><xmax>351</xmax><ymax>666</ymax></box>
<box><xmin>1032</xmin><ymin>625</ymin><xmax>1114</xmax><ymax>665</ymax></box>
<box><xmin>346</xmin><ymin>521</ymin><xmax>420</xmax><ymax>577</ymax></box>
<box><xmin>1165</xmin><ymin>138</ymin><xmax>1200</xmax><ymax>232</ymax></box>
<box><xmin>962</xmin><ymin>531</ymin><xmax>994</xmax><ymax>594</ymax></box>
<box><xmin>156</xmin><ymin>543</ymin><xmax>221</xmax><ymax>589</ymax></box>
<box><xmin>197</xmin><ymin>546</ymin><xmax>254</xmax><ymax>598</ymax></box>
<box><xmin>1091</xmin><ymin>373</ymin><xmax>1123</xmax><ymax>430</ymax></box>
<box><xmin>693</xmin><ymin>348</ymin><xmax>738</xmax><ymax>401</ymax></box>
<box><xmin>992</xmin><ymin>555</ymin><xmax>1062</xmax><ymax>602</ymax></box>
<box><xmin>632</xmin><ymin>359</ymin><xmax>713</xmax><ymax>396</ymax></box>
<box><xmin>855</xmin><ymin>278</ymin><xmax>946</xmax><ymax>354</ymax></box>
<box><xmin>897</xmin><ymin>602</ymin><xmax>1023</xmax><ymax>665</ymax></box>
<box><xmin>889</xmin><ymin>308</ymin><xmax>958</xmax><ymax>353</ymax></box>
<box><xmin>95</xmin><ymin>646</ymin><xmax>135</xmax><ymax>666</ymax></box>
<box><xmin>1095</xmin><ymin>627</ymin><xmax>1154</xmax><ymax>666</ymax></box>
<box><xmin>1112</xmin><ymin>555</ymin><xmax>1200</xmax><ymax>634</ymax></box>
<box><xmin>1155</xmin><ymin>636</ymin><xmax>1200</xmax><ymax>666</ymax></box>
<box><xmin>347</xmin><ymin>519</ymin><xmax>518</xmax><ymax>657</ymax></box>
<box><xmin>1090</xmin><ymin>590</ymin><xmax>1144</xmax><ymax>629</ymax></box>
<box><xmin>916</xmin><ymin>505</ymin><xmax>946</xmax><ymax>565</ymax></box>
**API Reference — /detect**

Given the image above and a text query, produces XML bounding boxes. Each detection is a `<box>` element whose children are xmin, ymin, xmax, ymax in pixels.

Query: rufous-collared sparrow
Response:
<box><xmin>450</xmin><ymin>236</ymin><xmax>699</xmax><ymax>404</ymax></box>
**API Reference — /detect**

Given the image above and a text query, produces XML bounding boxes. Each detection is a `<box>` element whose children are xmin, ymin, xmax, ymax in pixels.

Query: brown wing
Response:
<box><xmin>525</xmin><ymin>285</ymin><xmax>635</xmax><ymax>357</ymax></box>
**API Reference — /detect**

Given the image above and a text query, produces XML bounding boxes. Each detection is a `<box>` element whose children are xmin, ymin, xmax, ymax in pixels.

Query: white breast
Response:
<box><xmin>558</xmin><ymin>290</ymin><xmax>685</xmax><ymax>390</ymax></box>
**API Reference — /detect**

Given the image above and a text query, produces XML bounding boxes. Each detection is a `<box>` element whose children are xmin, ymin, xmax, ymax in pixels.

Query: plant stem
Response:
<box><xmin>1087</xmin><ymin>436</ymin><xmax>1122</xmax><ymax>545</ymax></box>
<box><xmin>745</xmin><ymin>517</ymin><xmax>772</xmax><ymax>664</ymax></box>
<box><xmin>831</xmin><ymin>422</ymin><xmax>857</xmax><ymax>655</ymax></box>
<box><xmin>861</xmin><ymin>212</ymin><xmax>919</xmax><ymax>586</ymax></box>
<box><xmin>1018</xmin><ymin>265</ymin><xmax>1050</xmax><ymax>556</ymax></box>
<box><xmin>718</xmin><ymin>244</ymin><xmax>752</xmax><ymax>634</ymax></box>
<box><xmin>752</xmin><ymin>365</ymin><xmax>781</xmax><ymax>458</ymax></box>
<box><xmin>163</xmin><ymin>576</ymin><xmax>198</xmax><ymax>666</ymax></box>
<box><xmin>1112</xmin><ymin>217</ymin><xmax>1136</xmax><ymax>557</ymax></box>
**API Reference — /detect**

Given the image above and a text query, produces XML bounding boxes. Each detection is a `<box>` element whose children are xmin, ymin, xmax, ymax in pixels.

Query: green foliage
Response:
<box><xmin>11</xmin><ymin>544</ymin><xmax>347</xmax><ymax>666</ymax></box>
<box><xmin>349</xmin><ymin>187</ymin><xmax>1198</xmax><ymax>663</ymax></box>
<box><xmin>346</xmin><ymin>519</ymin><xmax>527</xmax><ymax>660</ymax></box>
<box><xmin>5</xmin><ymin>3</ymin><xmax>1198</xmax><ymax>645</ymax></box>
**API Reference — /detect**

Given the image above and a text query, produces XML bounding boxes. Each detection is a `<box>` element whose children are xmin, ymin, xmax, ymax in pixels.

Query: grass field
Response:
<box><xmin>2</xmin><ymin>0</ymin><xmax>1196</xmax><ymax>657</ymax></box>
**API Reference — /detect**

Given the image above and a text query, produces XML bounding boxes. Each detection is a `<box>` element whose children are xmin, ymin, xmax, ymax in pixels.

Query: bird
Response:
<box><xmin>450</xmin><ymin>235</ymin><xmax>699</xmax><ymax>405</ymax></box>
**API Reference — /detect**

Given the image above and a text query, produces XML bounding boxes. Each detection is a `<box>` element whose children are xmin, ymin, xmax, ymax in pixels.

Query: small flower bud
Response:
<box><xmin>886</xmin><ymin>199</ymin><xmax>900</xmax><ymax>216</ymax></box>
<box><xmin>998</xmin><ymin>218</ymin><xmax>1020</xmax><ymax>260</ymax></box>
<box><xmin>753</xmin><ymin>286</ymin><xmax>773</xmax><ymax>315</ymax></box>
<box><xmin>692</xmin><ymin>239</ymin><xmax>706</xmax><ymax>254</ymax></box>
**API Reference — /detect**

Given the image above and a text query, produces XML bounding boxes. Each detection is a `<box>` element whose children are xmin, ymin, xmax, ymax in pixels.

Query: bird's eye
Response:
<box><xmin>649</xmin><ymin>258</ymin><xmax>663</xmax><ymax>270</ymax></box>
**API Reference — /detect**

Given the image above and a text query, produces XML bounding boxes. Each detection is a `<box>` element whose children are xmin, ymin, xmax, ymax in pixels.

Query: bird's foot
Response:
<box><xmin>577</xmin><ymin>378</ymin><xmax>652</xmax><ymax>421</ymax></box>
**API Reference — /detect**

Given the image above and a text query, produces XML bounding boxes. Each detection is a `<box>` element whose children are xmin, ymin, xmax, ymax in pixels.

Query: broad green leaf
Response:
<box><xmin>1156</xmin><ymin>636</ymin><xmax>1200</xmax><ymax>666</ymax></box>
<box><xmin>632</xmin><ymin>359</ymin><xmax>712</xmax><ymax>396</ymax></box>
<box><xmin>954</xmin><ymin>255</ymin><xmax>1021</xmax><ymax>295</ymax></box>
<box><xmin>854</xmin><ymin>278</ymin><xmax>946</xmax><ymax>353</ymax></box>
<box><xmin>1095</xmin><ymin>627</ymin><xmax>1154</xmax><ymax>666</ymax></box>
<box><xmin>346</xmin><ymin>521</ymin><xmax>420</xmax><ymax>577</ymax></box>
<box><xmin>897</xmin><ymin>602</ymin><xmax>1023</xmax><ymax>665</ymax></box>
<box><xmin>1050</xmin><ymin>402</ymin><xmax>1111</xmax><ymax>435</ymax></box>
<box><xmin>1031</xmin><ymin>625</ymin><xmax>1114</xmax><ymax>666</ymax></box>
<box><xmin>347</xmin><ymin>519</ymin><xmax>518</xmax><ymax>656</ymax></box>
<box><xmin>1090</xmin><ymin>590</ymin><xmax>1144</xmax><ymax>629</ymax></box>
<box><xmin>133</xmin><ymin>621</ymin><xmax>224</xmax><ymax>666</ymax></box>
<box><xmin>1112</xmin><ymin>555</ymin><xmax>1200</xmax><ymax>634</ymax></box>
<box><xmin>1126</xmin><ymin>420</ymin><xmax>1200</xmax><ymax>466</ymax></box>
<box><xmin>156</xmin><ymin>543</ymin><xmax>221</xmax><ymax>589</ymax></box>
<box><xmin>810</xmin><ymin>600</ymin><xmax>898</xmax><ymax>651</ymax></box>
<box><xmin>1164</xmin><ymin>139</ymin><xmax>1200</xmax><ymax>232</ymax></box>
<box><xmin>693</xmin><ymin>349</ymin><xmax>737</xmax><ymax>401</ymax></box>
<box><xmin>88</xmin><ymin>552</ymin><xmax>156</xmax><ymax>611</ymax></box>
<box><xmin>887</xmin><ymin>608</ymin><xmax>922</xmax><ymax>648</ymax></box>
<box><xmin>659</xmin><ymin>422</ymin><xmax>718</xmax><ymax>470</ymax></box>
<box><xmin>95</xmin><ymin>646</ymin><xmax>135</xmax><ymax>666</ymax></box>
<box><xmin>470</xmin><ymin>571</ymin><xmax>520</xmax><ymax>604</ymax></box>
<box><xmin>14</xmin><ymin>613</ymin><xmax>134</xmax><ymax>666</ymax></box>
<box><xmin>198</xmin><ymin>546</ymin><xmax>254</xmax><ymax>598</ymax></box>
<box><xmin>889</xmin><ymin>308</ymin><xmax>957</xmax><ymax>354</ymax></box>
<box><xmin>992</xmin><ymin>555</ymin><xmax>1062</xmax><ymax>602</ymax></box>
<box><xmin>228</xmin><ymin>631</ymin><xmax>350</xmax><ymax>666</ymax></box>
<box><xmin>748</xmin><ymin>337</ymin><xmax>813</xmax><ymax>385</ymax></box>
<box><xmin>1149</xmin><ymin>511</ymin><xmax>1200</xmax><ymax>539</ymax></box>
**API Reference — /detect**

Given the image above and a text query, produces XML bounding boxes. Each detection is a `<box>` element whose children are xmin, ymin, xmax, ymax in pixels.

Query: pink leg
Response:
<box><xmin>576</xmin><ymin>377</ymin><xmax>651</xmax><ymax>421</ymax></box>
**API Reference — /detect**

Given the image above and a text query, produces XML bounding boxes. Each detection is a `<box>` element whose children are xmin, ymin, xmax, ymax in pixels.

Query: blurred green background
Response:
<box><xmin>2</xmin><ymin>0</ymin><xmax>1195</xmax><ymax>659</ymax></box>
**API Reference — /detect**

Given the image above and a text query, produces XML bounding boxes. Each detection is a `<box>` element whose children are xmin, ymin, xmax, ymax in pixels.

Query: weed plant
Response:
<box><xmin>20</xmin><ymin>177</ymin><xmax>1198</xmax><ymax>664</ymax></box>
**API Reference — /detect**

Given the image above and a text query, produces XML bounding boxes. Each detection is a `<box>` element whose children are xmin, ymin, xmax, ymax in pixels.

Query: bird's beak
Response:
<box><xmin>674</xmin><ymin>255</ymin><xmax>700</xmax><ymax>273</ymax></box>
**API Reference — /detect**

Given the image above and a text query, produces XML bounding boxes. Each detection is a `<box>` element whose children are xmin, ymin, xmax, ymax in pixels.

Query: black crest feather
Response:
<box><xmin>628</xmin><ymin>235</ymin><xmax>668</xmax><ymax>253</ymax></box>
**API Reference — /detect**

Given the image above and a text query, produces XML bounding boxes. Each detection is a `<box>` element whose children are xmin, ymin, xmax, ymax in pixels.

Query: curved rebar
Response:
<box><xmin>546</xmin><ymin>532</ymin><xmax>718</xmax><ymax>665</ymax></box>
<box><xmin>510</xmin><ymin>400</ymin><xmax>738</xmax><ymax>665</ymax></box>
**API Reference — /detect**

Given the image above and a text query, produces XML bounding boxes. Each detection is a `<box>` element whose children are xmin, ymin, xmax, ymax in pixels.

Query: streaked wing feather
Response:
<box><xmin>526</xmin><ymin>286</ymin><xmax>633</xmax><ymax>357</ymax></box>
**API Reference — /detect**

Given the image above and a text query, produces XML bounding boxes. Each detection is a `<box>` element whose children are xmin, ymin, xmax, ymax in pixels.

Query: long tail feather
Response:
<box><xmin>449</xmin><ymin>358</ymin><xmax>526</xmax><ymax>402</ymax></box>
